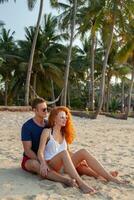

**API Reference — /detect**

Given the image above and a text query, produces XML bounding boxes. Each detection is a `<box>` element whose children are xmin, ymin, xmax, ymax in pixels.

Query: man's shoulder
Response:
<box><xmin>44</xmin><ymin>119</ymin><xmax>49</xmax><ymax>128</ymax></box>
<box><xmin>22</xmin><ymin>118</ymin><xmax>33</xmax><ymax>128</ymax></box>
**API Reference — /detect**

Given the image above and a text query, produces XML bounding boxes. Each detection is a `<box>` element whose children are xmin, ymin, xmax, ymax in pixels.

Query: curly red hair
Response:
<box><xmin>48</xmin><ymin>106</ymin><xmax>76</xmax><ymax>144</ymax></box>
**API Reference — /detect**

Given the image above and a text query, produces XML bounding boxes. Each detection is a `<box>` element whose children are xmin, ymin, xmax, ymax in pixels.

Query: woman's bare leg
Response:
<box><xmin>71</xmin><ymin>149</ymin><xmax>122</xmax><ymax>184</ymax></box>
<box><xmin>48</xmin><ymin>150</ymin><xmax>96</xmax><ymax>193</ymax></box>
<box><xmin>76</xmin><ymin>161</ymin><xmax>118</xmax><ymax>178</ymax></box>
<box><xmin>25</xmin><ymin>159</ymin><xmax>77</xmax><ymax>187</ymax></box>
<box><xmin>76</xmin><ymin>164</ymin><xmax>98</xmax><ymax>178</ymax></box>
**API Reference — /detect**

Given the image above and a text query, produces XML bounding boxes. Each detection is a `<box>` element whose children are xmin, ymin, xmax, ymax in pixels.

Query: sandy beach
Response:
<box><xmin>0</xmin><ymin>111</ymin><xmax>134</xmax><ymax>200</ymax></box>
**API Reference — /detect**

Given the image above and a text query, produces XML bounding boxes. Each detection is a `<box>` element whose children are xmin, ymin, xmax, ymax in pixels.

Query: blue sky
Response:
<box><xmin>0</xmin><ymin>0</ymin><xmax>56</xmax><ymax>40</ymax></box>
<box><xmin>0</xmin><ymin>0</ymin><xmax>81</xmax><ymax>47</ymax></box>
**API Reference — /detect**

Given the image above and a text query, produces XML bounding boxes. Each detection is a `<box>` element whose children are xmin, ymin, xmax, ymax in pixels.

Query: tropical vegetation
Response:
<box><xmin>0</xmin><ymin>0</ymin><xmax>134</xmax><ymax>118</ymax></box>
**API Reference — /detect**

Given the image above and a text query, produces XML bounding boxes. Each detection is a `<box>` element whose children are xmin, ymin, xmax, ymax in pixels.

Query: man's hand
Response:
<box><xmin>40</xmin><ymin>163</ymin><xmax>50</xmax><ymax>177</ymax></box>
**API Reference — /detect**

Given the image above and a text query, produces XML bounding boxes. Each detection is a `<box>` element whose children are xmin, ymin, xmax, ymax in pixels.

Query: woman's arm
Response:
<box><xmin>37</xmin><ymin>128</ymin><xmax>50</xmax><ymax>176</ymax></box>
<box><xmin>67</xmin><ymin>145</ymin><xmax>74</xmax><ymax>157</ymax></box>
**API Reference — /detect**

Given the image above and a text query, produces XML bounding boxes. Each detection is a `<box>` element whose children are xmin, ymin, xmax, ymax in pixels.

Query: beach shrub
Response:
<box><xmin>109</xmin><ymin>98</ymin><xmax>120</xmax><ymax>112</ymax></box>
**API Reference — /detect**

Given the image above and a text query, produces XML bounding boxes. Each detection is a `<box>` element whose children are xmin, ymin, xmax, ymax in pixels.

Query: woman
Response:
<box><xmin>37</xmin><ymin>106</ymin><xmax>124</xmax><ymax>193</ymax></box>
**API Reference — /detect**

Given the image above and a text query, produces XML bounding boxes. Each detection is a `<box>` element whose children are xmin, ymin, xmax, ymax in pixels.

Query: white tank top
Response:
<box><xmin>44</xmin><ymin>129</ymin><xmax>67</xmax><ymax>160</ymax></box>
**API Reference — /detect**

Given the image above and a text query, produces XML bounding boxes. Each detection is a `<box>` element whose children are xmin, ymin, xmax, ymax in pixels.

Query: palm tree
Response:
<box><xmin>126</xmin><ymin>62</ymin><xmax>134</xmax><ymax>117</ymax></box>
<box><xmin>116</xmin><ymin>16</ymin><xmax>134</xmax><ymax>118</ymax></box>
<box><xmin>0</xmin><ymin>28</ymin><xmax>18</xmax><ymax>105</ymax></box>
<box><xmin>0</xmin><ymin>0</ymin><xmax>44</xmax><ymax>105</ymax></box>
<box><xmin>95</xmin><ymin>0</ymin><xmax>134</xmax><ymax>118</ymax></box>
<box><xmin>25</xmin><ymin>0</ymin><xmax>44</xmax><ymax>105</ymax></box>
<box><xmin>50</xmin><ymin>0</ymin><xmax>78</xmax><ymax>106</ymax></box>
<box><xmin>63</xmin><ymin>0</ymin><xmax>78</xmax><ymax>106</ymax></box>
<box><xmin>78</xmin><ymin>0</ymin><xmax>105</xmax><ymax>111</ymax></box>
<box><xmin>18</xmin><ymin>13</ymin><xmax>66</xmax><ymax>102</ymax></box>
<box><xmin>95</xmin><ymin>16</ymin><xmax>115</xmax><ymax>117</ymax></box>
<box><xmin>0</xmin><ymin>20</ymin><xmax>4</xmax><ymax>27</ymax></box>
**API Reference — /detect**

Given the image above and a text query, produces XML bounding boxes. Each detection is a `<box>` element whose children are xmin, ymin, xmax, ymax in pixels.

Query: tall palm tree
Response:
<box><xmin>95</xmin><ymin>0</ymin><xmax>134</xmax><ymax>118</ymax></box>
<box><xmin>0</xmin><ymin>28</ymin><xmax>18</xmax><ymax>105</ymax></box>
<box><xmin>78</xmin><ymin>0</ymin><xmax>104</xmax><ymax>111</ymax></box>
<box><xmin>25</xmin><ymin>0</ymin><xmax>44</xmax><ymax>105</ymax></box>
<box><xmin>63</xmin><ymin>0</ymin><xmax>77</xmax><ymax>106</ymax></box>
<box><xmin>18</xmin><ymin>13</ymin><xmax>66</xmax><ymax>102</ymax></box>
<box><xmin>116</xmin><ymin>16</ymin><xmax>134</xmax><ymax>118</ymax></box>
<box><xmin>0</xmin><ymin>0</ymin><xmax>44</xmax><ymax>105</ymax></box>
<box><xmin>50</xmin><ymin>0</ymin><xmax>78</xmax><ymax>106</ymax></box>
<box><xmin>95</xmin><ymin>15</ymin><xmax>115</xmax><ymax>117</ymax></box>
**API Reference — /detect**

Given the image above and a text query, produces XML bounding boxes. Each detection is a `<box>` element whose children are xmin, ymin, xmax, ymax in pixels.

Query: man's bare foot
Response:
<box><xmin>65</xmin><ymin>178</ymin><xmax>78</xmax><ymax>187</ymax></box>
<box><xmin>79</xmin><ymin>183</ymin><xmax>97</xmax><ymax>194</ymax></box>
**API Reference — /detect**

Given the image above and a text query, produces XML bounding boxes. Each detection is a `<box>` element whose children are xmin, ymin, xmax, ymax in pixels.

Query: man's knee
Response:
<box><xmin>25</xmin><ymin>159</ymin><xmax>40</xmax><ymax>171</ymax></box>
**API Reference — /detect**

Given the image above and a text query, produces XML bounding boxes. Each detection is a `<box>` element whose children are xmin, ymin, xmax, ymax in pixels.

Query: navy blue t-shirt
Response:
<box><xmin>21</xmin><ymin>118</ymin><xmax>49</xmax><ymax>155</ymax></box>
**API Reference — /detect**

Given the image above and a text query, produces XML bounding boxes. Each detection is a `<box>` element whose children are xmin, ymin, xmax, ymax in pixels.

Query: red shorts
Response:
<box><xmin>21</xmin><ymin>156</ymin><xmax>31</xmax><ymax>172</ymax></box>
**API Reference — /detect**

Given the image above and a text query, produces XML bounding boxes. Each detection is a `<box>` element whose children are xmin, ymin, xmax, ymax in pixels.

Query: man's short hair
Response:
<box><xmin>31</xmin><ymin>98</ymin><xmax>46</xmax><ymax>109</ymax></box>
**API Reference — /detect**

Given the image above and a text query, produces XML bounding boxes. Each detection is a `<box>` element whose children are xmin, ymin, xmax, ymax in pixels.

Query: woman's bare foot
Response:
<box><xmin>65</xmin><ymin>178</ymin><xmax>78</xmax><ymax>187</ymax></box>
<box><xmin>79</xmin><ymin>182</ymin><xmax>97</xmax><ymax>194</ymax></box>
<box><xmin>109</xmin><ymin>176</ymin><xmax>129</xmax><ymax>184</ymax></box>
<box><xmin>95</xmin><ymin>171</ymin><xmax>119</xmax><ymax>182</ymax></box>
<box><xmin>110</xmin><ymin>171</ymin><xmax>118</xmax><ymax>177</ymax></box>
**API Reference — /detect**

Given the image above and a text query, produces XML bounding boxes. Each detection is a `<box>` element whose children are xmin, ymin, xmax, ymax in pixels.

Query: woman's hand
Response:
<box><xmin>40</xmin><ymin>162</ymin><xmax>50</xmax><ymax>177</ymax></box>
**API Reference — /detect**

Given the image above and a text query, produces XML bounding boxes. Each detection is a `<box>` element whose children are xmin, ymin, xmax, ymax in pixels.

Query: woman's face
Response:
<box><xmin>55</xmin><ymin>111</ymin><xmax>68</xmax><ymax>127</ymax></box>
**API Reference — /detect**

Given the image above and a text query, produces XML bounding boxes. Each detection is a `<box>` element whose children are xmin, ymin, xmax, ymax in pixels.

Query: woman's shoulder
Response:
<box><xmin>42</xmin><ymin>128</ymin><xmax>52</xmax><ymax>136</ymax></box>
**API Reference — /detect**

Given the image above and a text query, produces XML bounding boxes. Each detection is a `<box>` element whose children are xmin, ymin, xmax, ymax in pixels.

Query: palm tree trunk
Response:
<box><xmin>102</xmin><ymin>87</ymin><xmax>106</xmax><ymax>112</ymax></box>
<box><xmin>121</xmin><ymin>78</ymin><xmax>125</xmax><ymax>113</ymax></box>
<box><xmin>50</xmin><ymin>77</ymin><xmax>56</xmax><ymax>107</ymax></box>
<box><xmin>126</xmin><ymin>65</ymin><xmax>134</xmax><ymax>118</ymax></box>
<box><xmin>62</xmin><ymin>0</ymin><xmax>77</xmax><ymax>106</ymax></box>
<box><xmin>95</xmin><ymin>16</ymin><xmax>115</xmax><ymax>118</ymax></box>
<box><xmin>68</xmin><ymin>81</ymin><xmax>70</xmax><ymax>107</ymax></box>
<box><xmin>90</xmin><ymin>33</ymin><xmax>96</xmax><ymax>111</ymax></box>
<box><xmin>33</xmin><ymin>72</ymin><xmax>37</xmax><ymax>99</ymax></box>
<box><xmin>106</xmin><ymin>76</ymin><xmax>111</xmax><ymax>112</ymax></box>
<box><xmin>4</xmin><ymin>78</ymin><xmax>8</xmax><ymax>106</ymax></box>
<box><xmin>25</xmin><ymin>0</ymin><xmax>44</xmax><ymax>105</ymax></box>
<box><xmin>60</xmin><ymin>89</ymin><xmax>64</xmax><ymax>106</ymax></box>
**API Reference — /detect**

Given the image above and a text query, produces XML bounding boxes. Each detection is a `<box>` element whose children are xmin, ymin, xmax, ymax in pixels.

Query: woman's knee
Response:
<box><xmin>79</xmin><ymin>148</ymin><xmax>89</xmax><ymax>155</ymax></box>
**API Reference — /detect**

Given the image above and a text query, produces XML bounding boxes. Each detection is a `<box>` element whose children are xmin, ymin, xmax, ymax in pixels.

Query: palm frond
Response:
<box><xmin>27</xmin><ymin>0</ymin><xmax>37</xmax><ymax>11</ymax></box>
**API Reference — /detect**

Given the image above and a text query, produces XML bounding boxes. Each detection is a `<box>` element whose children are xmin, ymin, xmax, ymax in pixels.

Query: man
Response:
<box><xmin>21</xmin><ymin>97</ymin><xmax>76</xmax><ymax>186</ymax></box>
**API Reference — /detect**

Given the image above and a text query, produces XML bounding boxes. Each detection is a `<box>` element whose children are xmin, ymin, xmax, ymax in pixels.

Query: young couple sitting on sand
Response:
<box><xmin>21</xmin><ymin>98</ymin><xmax>127</xmax><ymax>194</ymax></box>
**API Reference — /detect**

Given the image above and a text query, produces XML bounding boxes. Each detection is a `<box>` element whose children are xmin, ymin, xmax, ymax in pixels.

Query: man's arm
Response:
<box><xmin>22</xmin><ymin>141</ymin><xmax>37</xmax><ymax>160</ymax></box>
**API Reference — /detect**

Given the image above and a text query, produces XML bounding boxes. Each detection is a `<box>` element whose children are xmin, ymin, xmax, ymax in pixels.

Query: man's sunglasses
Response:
<box><xmin>42</xmin><ymin>108</ymin><xmax>47</xmax><ymax>112</ymax></box>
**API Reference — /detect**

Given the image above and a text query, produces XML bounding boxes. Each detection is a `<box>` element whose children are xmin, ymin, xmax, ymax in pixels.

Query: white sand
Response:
<box><xmin>0</xmin><ymin>111</ymin><xmax>134</xmax><ymax>200</ymax></box>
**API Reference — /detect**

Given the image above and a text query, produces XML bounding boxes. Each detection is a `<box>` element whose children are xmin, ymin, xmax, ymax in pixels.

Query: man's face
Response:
<box><xmin>35</xmin><ymin>102</ymin><xmax>47</xmax><ymax>118</ymax></box>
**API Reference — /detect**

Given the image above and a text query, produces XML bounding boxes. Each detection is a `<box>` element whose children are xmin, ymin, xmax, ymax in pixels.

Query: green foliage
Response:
<box><xmin>0</xmin><ymin>0</ymin><xmax>134</xmax><ymax>109</ymax></box>
<box><xmin>70</xmin><ymin>97</ymin><xmax>85</xmax><ymax>109</ymax></box>
<box><xmin>27</xmin><ymin>0</ymin><xmax>37</xmax><ymax>11</ymax></box>
<box><xmin>109</xmin><ymin>98</ymin><xmax>120</xmax><ymax>112</ymax></box>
